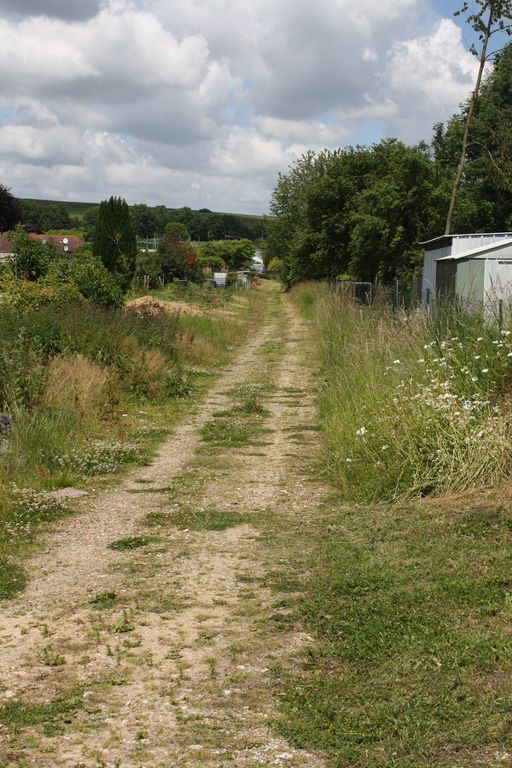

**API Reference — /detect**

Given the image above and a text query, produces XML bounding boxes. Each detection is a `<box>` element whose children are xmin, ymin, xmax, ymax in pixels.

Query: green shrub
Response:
<box><xmin>69</xmin><ymin>252</ymin><xmax>124</xmax><ymax>308</ymax></box>
<box><xmin>0</xmin><ymin>277</ymin><xmax>84</xmax><ymax>310</ymax></box>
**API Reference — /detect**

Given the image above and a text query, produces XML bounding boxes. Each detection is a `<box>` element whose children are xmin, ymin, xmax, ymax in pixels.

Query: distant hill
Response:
<box><xmin>19</xmin><ymin>198</ymin><xmax>95</xmax><ymax>220</ymax></box>
<box><xmin>19</xmin><ymin>198</ymin><xmax>266</xmax><ymax>241</ymax></box>
<box><xmin>20</xmin><ymin>198</ymin><xmax>265</xmax><ymax>223</ymax></box>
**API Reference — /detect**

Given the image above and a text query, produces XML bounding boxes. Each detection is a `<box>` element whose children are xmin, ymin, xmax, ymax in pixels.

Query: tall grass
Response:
<box><xmin>299</xmin><ymin>283</ymin><xmax>512</xmax><ymax>500</ymax></box>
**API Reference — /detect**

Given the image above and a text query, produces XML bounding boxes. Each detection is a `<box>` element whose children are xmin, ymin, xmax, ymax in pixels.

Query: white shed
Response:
<box><xmin>421</xmin><ymin>233</ymin><xmax>512</xmax><ymax>311</ymax></box>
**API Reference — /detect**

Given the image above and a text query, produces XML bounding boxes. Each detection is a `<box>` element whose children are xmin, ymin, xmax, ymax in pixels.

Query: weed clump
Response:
<box><xmin>171</xmin><ymin>505</ymin><xmax>244</xmax><ymax>530</ymax></box>
<box><xmin>108</xmin><ymin>536</ymin><xmax>156</xmax><ymax>551</ymax></box>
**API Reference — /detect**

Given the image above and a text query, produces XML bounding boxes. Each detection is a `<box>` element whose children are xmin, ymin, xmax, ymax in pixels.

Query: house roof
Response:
<box><xmin>436</xmin><ymin>238</ymin><xmax>512</xmax><ymax>262</ymax></box>
<box><xmin>31</xmin><ymin>234</ymin><xmax>84</xmax><ymax>252</ymax></box>
<box><xmin>0</xmin><ymin>232</ymin><xmax>84</xmax><ymax>254</ymax></box>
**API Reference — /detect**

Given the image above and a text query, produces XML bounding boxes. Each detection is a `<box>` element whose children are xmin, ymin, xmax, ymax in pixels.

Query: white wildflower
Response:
<box><xmin>356</xmin><ymin>427</ymin><xmax>367</xmax><ymax>436</ymax></box>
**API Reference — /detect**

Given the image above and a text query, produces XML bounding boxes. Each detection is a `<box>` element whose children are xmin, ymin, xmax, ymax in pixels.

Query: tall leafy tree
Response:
<box><xmin>445</xmin><ymin>0</ymin><xmax>512</xmax><ymax>233</ymax></box>
<box><xmin>267</xmin><ymin>141</ymin><xmax>437</xmax><ymax>286</ymax></box>
<box><xmin>92</xmin><ymin>197</ymin><xmax>137</xmax><ymax>291</ymax></box>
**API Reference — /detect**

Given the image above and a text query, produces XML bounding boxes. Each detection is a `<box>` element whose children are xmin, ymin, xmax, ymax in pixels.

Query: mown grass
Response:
<box><xmin>297</xmin><ymin>283</ymin><xmax>512</xmax><ymax>501</ymax></box>
<box><xmin>276</xmin><ymin>492</ymin><xmax>512</xmax><ymax>768</ymax></box>
<box><xmin>0</xmin><ymin>284</ymin><xmax>266</xmax><ymax>599</ymax></box>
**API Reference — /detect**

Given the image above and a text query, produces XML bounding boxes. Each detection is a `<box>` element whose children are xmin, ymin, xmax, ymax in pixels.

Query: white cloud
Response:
<box><xmin>255</xmin><ymin>116</ymin><xmax>349</xmax><ymax>147</ymax></box>
<box><xmin>0</xmin><ymin>1</ymin><xmax>481</xmax><ymax>213</ymax></box>
<box><xmin>387</xmin><ymin>19</ymin><xmax>478</xmax><ymax>111</ymax></box>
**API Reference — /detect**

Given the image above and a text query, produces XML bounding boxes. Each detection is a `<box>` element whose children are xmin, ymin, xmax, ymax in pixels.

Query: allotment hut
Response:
<box><xmin>421</xmin><ymin>233</ymin><xmax>512</xmax><ymax>312</ymax></box>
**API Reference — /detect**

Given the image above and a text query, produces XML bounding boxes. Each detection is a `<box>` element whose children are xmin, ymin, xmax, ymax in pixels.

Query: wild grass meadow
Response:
<box><xmin>299</xmin><ymin>283</ymin><xmax>512</xmax><ymax>500</ymax></box>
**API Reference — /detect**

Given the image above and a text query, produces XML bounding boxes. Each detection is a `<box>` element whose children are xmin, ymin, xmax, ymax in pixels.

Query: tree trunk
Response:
<box><xmin>445</xmin><ymin>10</ymin><xmax>494</xmax><ymax>235</ymax></box>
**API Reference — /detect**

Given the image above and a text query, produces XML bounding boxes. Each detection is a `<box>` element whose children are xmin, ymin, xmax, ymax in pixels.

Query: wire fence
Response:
<box><xmin>331</xmin><ymin>277</ymin><xmax>422</xmax><ymax>310</ymax></box>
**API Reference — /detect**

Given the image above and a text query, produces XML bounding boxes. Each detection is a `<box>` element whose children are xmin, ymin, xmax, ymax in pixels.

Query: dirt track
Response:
<box><xmin>0</xmin><ymin>288</ymin><xmax>326</xmax><ymax>767</ymax></box>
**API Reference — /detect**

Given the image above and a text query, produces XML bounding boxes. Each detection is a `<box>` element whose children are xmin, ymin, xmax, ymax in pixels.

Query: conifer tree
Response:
<box><xmin>92</xmin><ymin>196</ymin><xmax>137</xmax><ymax>291</ymax></box>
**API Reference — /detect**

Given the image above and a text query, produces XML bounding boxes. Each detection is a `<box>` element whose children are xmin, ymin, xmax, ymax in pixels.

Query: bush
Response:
<box><xmin>69</xmin><ymin>251</ymin><xmax>123</xmax><ymax>308</ymax></box>
<box><xmin>267</xmin><ymin>257</ymin><xmax>284</xmax><ymax>274</ymax></box>
<box><xmin>134</xmin><ymin>249</ymin><xmax>162</xmax><ymax>288</ymax></box>
<box><xmin>8</xmin><ymin>227</ymin><xmax>53</xmax><ymax>281</ymax></box>
<box><xmin>0</xmin><ymin>277</ymin><xmax>84</xmax><ymax>310</ymax></box>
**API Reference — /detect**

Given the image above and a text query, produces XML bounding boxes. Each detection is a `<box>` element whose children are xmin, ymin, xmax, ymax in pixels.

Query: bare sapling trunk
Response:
<box><xmin>445</xmin><ymin>9</ymin><xmax>493</xmax><ymax>235</ymax></box>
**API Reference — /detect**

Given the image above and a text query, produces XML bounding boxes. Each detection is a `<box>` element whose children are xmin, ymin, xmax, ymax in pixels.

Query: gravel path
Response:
<box><xmin>0</xmin><ymin>289</ymin><xmax>327</xmax><ymax>768</ymax></box>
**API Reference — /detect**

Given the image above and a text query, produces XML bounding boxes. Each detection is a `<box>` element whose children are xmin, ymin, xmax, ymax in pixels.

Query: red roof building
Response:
<box><xmin>0</xmin><ymin>232</ymin><xmax>84</xmax><ymax>258</ymax></box>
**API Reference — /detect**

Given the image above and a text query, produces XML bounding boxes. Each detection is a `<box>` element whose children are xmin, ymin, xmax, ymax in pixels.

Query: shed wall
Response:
<box><xmin>455</xmin><ymin>259</ymin><xmax>484</xmax><ymax>306</ymax></box>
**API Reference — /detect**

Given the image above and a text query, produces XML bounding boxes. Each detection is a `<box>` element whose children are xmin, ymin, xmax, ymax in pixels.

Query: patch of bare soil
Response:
<box><xmin>0</xmin><ymin>292</ymin><xmax>326</xmax><ymax>767</ymax></box>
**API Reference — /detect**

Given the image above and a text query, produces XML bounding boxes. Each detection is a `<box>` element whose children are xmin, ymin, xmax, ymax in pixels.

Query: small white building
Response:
<box><xmin>252</xmin><ymin>249</ymin><xmax>264</xmax><ymax>273</ymax></box>
<box><xmin>212</xmin><ymin>272</ymin><xmax>227</xmax><ymax>287</ymax></box>
<box><xmin>421</xmin><ymin>233</ymin><xmax>512</xmax><ymax>312</ymax></box>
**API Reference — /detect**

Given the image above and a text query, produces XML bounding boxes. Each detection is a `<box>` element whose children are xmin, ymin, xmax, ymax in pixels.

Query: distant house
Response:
<box><xmin>421</xmin><ymin>233</ymin><xmax>512</xmax><ymax>312</ymax></box>
<box><xmin>0</xmin><ymin>233</ymin><xmax>15</xmax><ymax>261</ymax></box>
<box><xmin>30</xmin><ymin>233</ymin><xmax>84</xmax><ymax>254</ymax></box>
<box><xmin>0</xmin><ymin>232</ymin><xmax>84</xmax><ymax>261</ymax></box>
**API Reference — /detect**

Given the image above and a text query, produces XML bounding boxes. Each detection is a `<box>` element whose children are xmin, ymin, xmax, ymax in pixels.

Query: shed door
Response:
<box><xmin>436</xmin><ymin>260</ymin><xmax>456</xmax><ymax>301</ymax></box>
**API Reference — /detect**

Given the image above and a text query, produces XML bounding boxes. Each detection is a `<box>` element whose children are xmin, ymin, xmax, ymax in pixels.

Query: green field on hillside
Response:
<box><xmin>20</xmin><ymin>198</ymin><xmax>266</xmax><ymax>223</ymax></box>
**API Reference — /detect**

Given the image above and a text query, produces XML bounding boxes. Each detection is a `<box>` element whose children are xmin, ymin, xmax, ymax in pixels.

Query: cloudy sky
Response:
<box><xmin>0</xmin><ymin>0</ymin><xmax>481</xmax><ymax>213</ymax></box>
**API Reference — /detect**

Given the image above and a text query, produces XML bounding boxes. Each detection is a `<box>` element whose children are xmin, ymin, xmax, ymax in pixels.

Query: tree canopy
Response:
<box><xmin>266</xmin><ymin>41</ymin><xmax>512</xmax><ymax>287</ymax></box>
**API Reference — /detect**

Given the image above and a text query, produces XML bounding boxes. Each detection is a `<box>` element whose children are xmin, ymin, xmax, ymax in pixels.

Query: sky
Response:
<box><xmin>0</xmin><ymin>0</ymin><xmax>485</xmax><ymax>214</ymax></box>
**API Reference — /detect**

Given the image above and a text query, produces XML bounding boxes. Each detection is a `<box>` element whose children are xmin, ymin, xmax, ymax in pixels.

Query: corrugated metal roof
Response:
<box><xmin>436</xmin><ymin>239</ymin><xmax>512</xmax><ymax>262</ymax></box>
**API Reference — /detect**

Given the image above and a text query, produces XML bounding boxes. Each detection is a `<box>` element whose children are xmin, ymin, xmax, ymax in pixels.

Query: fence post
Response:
<box><xmin>499</xmin><ymin>299</ymin><xmax>503</xmax><ymax>329</ymax></box>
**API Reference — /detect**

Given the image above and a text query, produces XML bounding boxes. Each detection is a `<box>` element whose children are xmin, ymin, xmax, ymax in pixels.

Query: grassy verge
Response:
<box><xmin>276</xmin><ymin>490</ymin><xmax>512</xmax><ymax>767</ymax></box>
<box><xmin>273</xmin><ymin>284</ymin><xmax>512</xmax><ymax>767</ymax></box>
<box><xmin>0</xmin><ymin>285</ymin><xmax>266</xmax><ymax>599</ymax></box>
<box><xmin>297</xmin><ymin>283</ymin><xmax>512</xmax><ymax>501</ymax></box>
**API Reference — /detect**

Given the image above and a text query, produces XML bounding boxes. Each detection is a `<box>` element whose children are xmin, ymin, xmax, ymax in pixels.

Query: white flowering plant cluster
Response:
<box><xmin>317</xmin><ymin>291</ymin><xmax>512</xmax><ymax>500</ymax></box>
<box><xmin>5</xmin><ymin>485</ymin><xmax>69</xmax><ymax>538</ymax></box>
<box><xmin>56</xmin><ymin>438</ymin><xmax>141</xmax><ymax>476</ymax></box>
